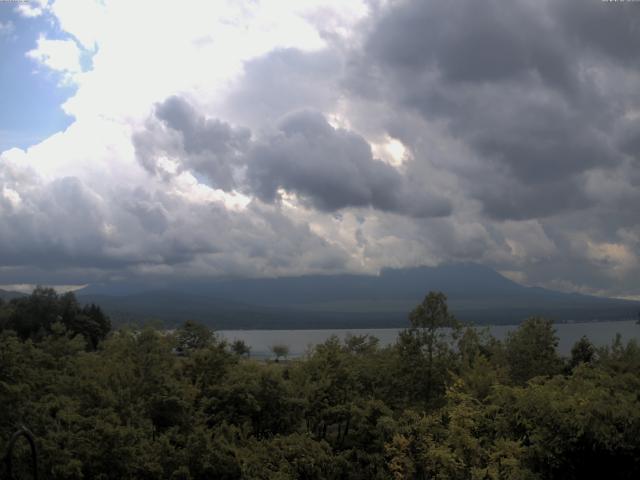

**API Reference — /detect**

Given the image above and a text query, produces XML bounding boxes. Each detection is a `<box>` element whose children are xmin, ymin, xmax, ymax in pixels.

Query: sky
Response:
<box><xmin>0</xmin><ymin>0</ymin><xmax>639</xmax><ymax>299</ymax></box>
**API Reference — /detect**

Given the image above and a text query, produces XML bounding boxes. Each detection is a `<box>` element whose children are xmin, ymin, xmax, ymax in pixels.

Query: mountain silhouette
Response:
<box><xmin>75</xmin><ymin>264</ymin><xmax>640</xmax><ymax>329</ymax></box>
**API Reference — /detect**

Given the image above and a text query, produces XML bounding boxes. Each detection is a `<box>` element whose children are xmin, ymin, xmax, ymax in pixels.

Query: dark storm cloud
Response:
<box><xmin>136</xmin><ymin>98</ymin><xmax>451</xmax><ymax>218</ymax></box>
<box><xmin>475</xmin><ymin>176</ymin><xmax>593</xmax><ymax>221</ymax></box>
<box><xmin>0</xmin><ymin>157</ymin><xmax>353</xmax><ymax>282</ymax></box>
<box><xmin>553</xmin><ymin>0</ymin><xmax>640</xmax><ymax>63</ymax></box>
<box><xmin>134</xmin><ymin>96</ymin><xmax>250</xmax><ymax>190</ymax></box>
<box><xmin>155</xmin><ymin>96</ymin><xmax>251</xmax><ymax>157</ymax></box>
<box><xmin>356</xmin><ymin>0</ymin><xmax>639</xmax><ymax>220</ymax></box>
<box><xmin>245</xmin><ymin>110</ymin><xmax>451</xmax><ymax>217</ymax></box>
<box><xmin>0</xmin><ymin>175</ymin><xmax>110</xmax><ymax>268</ymax></box>
<box><xmin>367</xmin><ymin>0</ymin><xmax>572</xmax><ymax>88</ymax></box>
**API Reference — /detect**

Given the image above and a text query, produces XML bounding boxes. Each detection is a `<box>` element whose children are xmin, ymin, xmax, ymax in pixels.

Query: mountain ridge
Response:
<box><xmin>76</xmin><ymin>264</ymin><xmax>640</xmax><ymax>329</ymax></box>
<box><xmin>0</xmin><ymin>289</ymin><xmax>27</xmax><ymax>301</ymax></box>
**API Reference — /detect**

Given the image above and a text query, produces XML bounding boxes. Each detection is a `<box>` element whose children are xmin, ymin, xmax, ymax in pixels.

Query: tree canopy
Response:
<box><xmin>0</xmin><ymin>287</ymin><xmax>110</xmax><ymax>349</ymax></box>
<box><xmin>1</xmin><ymin>290</ymin><xmax>640</xmax><ymax>479</ymax></box>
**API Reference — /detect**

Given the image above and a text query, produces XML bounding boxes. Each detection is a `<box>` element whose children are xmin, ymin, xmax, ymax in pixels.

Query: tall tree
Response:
<box><xmin>1</xmin><ymin>288</ymin><xmax>110</xmax><ymax>348</ymax></box>
<box><xmin>174</xmin><ymin>320</ymin><xmax>214</xmax><ymax>355</ymax></box>
<box><xmin>231</xmin><ymin>339</ymin><xmax>251</xmax><ymax>357</ymax></box>
<box><xmin>505</xmin><ymin>317</ymin><xmax>561</xmax><ymax>384</ymax></box>
<box><xmin>398</xmin><ymin>291</ymin><xmax>461</xmax><ymax>407</ymax></box>
<box><xmin>270</xmin><ymin>344</ymin><xmax>290</xmax><ymax>362</ymax></box>
<box><xmin>569</xmin><ymin>335</ymin><xmax>596</xmax><ymax>370</ymax></box>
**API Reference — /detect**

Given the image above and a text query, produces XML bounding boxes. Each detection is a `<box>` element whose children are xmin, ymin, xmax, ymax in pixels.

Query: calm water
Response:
<box><xmin>219</xmin><ymin>320</ymin><xmax>640</xmax><ymax>358</ymax></box>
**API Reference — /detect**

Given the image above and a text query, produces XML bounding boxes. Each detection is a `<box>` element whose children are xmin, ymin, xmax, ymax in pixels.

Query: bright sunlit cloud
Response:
<box><xmin>27</xmin><ymin>35</ymin><xmax>83</xmax><ymax>81</ymax></box>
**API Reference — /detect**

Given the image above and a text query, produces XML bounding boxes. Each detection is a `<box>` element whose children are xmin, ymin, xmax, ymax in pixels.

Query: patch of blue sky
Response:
<box><xmin>0</xmin><ymin>3</ymin><xmax>93</xmax><ymax>153</ymax></box>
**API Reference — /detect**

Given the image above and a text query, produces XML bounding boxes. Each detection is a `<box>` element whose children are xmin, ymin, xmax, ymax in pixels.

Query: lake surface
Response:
<box><xmin>219</xmin><ymin>320</ymin><xmax>640</xmax><ymax>358</ymax></box>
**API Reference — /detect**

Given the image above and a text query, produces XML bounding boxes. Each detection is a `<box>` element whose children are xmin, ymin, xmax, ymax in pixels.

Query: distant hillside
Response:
<box><xmin>75</xmin><ymin>264</ymin><xmax>640</xmax><ymax>329</ymax></box>
<box><xmin>0</xmin><ymin>289</ymin><xmax>26</xmax><ymax>301</ymax></box>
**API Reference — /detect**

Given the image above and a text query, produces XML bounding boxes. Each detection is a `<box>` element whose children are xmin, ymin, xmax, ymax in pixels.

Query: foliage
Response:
<box><xmin>569</xmin><ymin>335</ymin><xmax>596</xmax><ymax>369</ymax></box>
<box><xmin>174</xmin><ymin>320</ymin><xmax>216</xmax><ymax>355</ymax></box>
<box><xmin>504</xmin><ymin>316</ymin><xmax>562</xmax><ymax>384</ymax></box>
<box><xmin>270</xmin><ymin>344</ymin><xmax>290</xmax><ymax>361</ymax></box>
<box><xmin>1</xmin><ymin>291</ymin><xmax>640</xmax><ymax>479</ymax></box>
<box><xmin>230</xmin><ymin>339</ymin><xmax>251</xmax><ymax>357</ymax></box>
<box><xmin>0</xmin><ymin>287</ymin><xmax>110</xmax><ymax>349</ymax></box>
<box><xmin>396</xmin><ymin>291</ymin><xmax>462</xmax><ymax>407</ymax></box>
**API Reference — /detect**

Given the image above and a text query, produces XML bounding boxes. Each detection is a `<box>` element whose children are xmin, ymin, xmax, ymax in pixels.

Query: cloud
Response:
<box><xmin>136</xmin><ymin>98</ymin><xmax>452</xmax><ymax>218</ymax></box>
<box><xmin>15</xmin><ymin>0</ymin><xmax>49</xmax><ymax>18</ymax></box>
<box><xmin>1</xmin><ymin>1</ymin><xmax>373</xmax><ymax>283</ymax></box>
<box><xmin>335</xmin><ymin>0</ymin><xmax>640</xmax><ymax>295</ymax></box>
<box><xmin>3</xmin><ymin>0</ymin><xmax>640</xmax><ymax>299</ymax></box>
<box><xmin>0</xmin><ymin>284</ymin><xmax>86</xmax><ymax>294</ymax></box>
<box><xmin>552</xmin><ymin>0</ymin><xmax>640</xmax><ymax>63</ymax></box>
<box><xmin>355</xmin><ymin>0</ymin><xmax>636</xmax><ymax>220</ymax></box>
<box><xmin>0</xmin><ymin>157</ymin><xmax>108</xmax><ymax>269</ymax></box>
<box><xmin>26</xmin><ymin>35</ymin><xmax>83</xmax><ymax>81</ymax></box>
<box><xmin>134</xmin><ymin>96</ymin><xmax>251</xmax><ymax>190</ymax></box>
<box><xmin>223</xmin><ymin>48</ymin><xmax>343</xmax><ymax>127</ymax></box>
<box><xmin>0</xmin><ymin>142</ymin><xmax>354</xmax><ymax>284</ymax></box>
<box><xmin>245</xmin><ymin>110</ymin><xmax>451</xmax><ymax>217</ymax></box>
<box><xmin>367</xmin><ymin>0</ymin><xmax>571</xmax><ymax>87</ymax></box>
<box><xmin>49</xmin><ymin>0</ymin><xmax>104</xmax><ymax>50</ymax></box>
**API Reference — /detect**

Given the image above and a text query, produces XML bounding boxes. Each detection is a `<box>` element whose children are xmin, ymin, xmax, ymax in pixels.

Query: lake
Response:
<box><xmin>219</xmin><ymin>320</ymin><xmax>640</xmax><ymax>358</ymax></box>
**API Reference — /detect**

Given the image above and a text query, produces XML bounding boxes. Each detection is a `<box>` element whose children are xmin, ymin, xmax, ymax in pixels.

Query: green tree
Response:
<box><xmin>238</xmin><ymin>433</ymin><xmax>337</xmax><ymax>479</ymax></box>
<box><xmin>4</xmin><ymin>286</ymin><xmax>60</xmax><ymax>340</ymax></box>
<box><xmin>505</xmin><ymin>317</ymin><xmax>561</xmax><ymax>384</ymax></box>
<box><xmin>1</xmin><ymin>288</ymin><xmax>110</xmax><ymax>349</ymax></box>
<box><xmin>231</xmin><ymin>339</ymin><xmax>251</xmax><ymax>357</ymax></box>
<box><xmin>397</xmin><ymin>291</ymin><xmax>461</xmax><ymax>407</ymax></box>
<box><xmin>344</xmin><ymin>334</ymin><xmax>379</xmax><ymax>355</ymax></box>
<box><xmin>271</xmin><ymin>344</ymin><xmax>290</xmax><ymax>362</ymax></box>
<box><xmin>175</xmin><ymin>320</ymin><xmax>214</xmax><ymax>355</ymax></box>
<box><xmin>385</xmin><ymin>383</ymin><xmax>533</xmax><ymax>480</ymax></box>
<box><xmin>65</xmin><ymin>303</ymin><xmax>111</xmax><ymax>350</ymax></box>
<box><xmin>4</xmin><ymin>289</ymin><xmax>640</xmax><ymax>480</ymax></box>
<box><xmin>569</xmin><ymin>335</ymin><xmax>595</xmax><ymax>369</ymax></box>
<box><xmin>205</xmin><ymin>362</ymin><xmax>302</xmax><ymax>438</ymax></box>
<box><xmin>492</xmin><ymin>364</ymin><xmax>640</xmax><ymax>479</ymax></box>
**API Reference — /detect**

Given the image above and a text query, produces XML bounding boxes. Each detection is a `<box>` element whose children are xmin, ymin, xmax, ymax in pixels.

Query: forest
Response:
<box><xmin>1</xmin><ymin>288</ymin><xmax>640</xmax><ymax>479</ymax></box>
